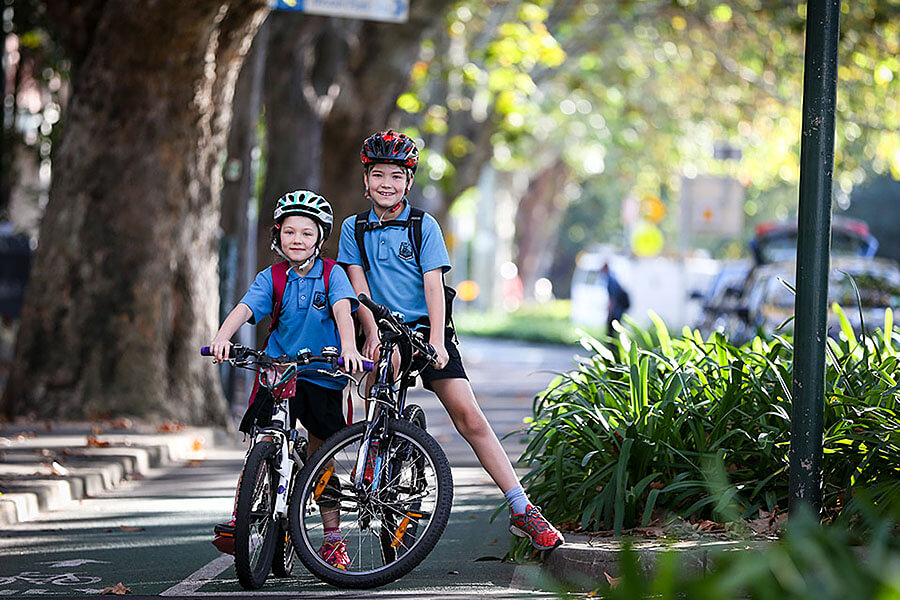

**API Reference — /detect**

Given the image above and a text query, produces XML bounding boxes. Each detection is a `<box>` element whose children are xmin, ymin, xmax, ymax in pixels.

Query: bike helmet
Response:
<box><xmin>360</xmin><ymin>130</ymin><xmax>419</xmax><ymax>174</ymax></box>
<box><xmin>273</xmin><ymin>190</ymin><xmax>334</xmax><ymax>242</ymax></box>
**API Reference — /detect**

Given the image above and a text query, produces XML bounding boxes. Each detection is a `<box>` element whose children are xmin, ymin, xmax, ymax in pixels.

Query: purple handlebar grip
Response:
<box><xmin>335</xmin><ymin>357</ymin><xmax>375</xmax><ymax>371</ymax></box>
<box><xmin>200</xmin><ymin>346</ymin><xmax>212</xmax><ymax>356</ymax></box>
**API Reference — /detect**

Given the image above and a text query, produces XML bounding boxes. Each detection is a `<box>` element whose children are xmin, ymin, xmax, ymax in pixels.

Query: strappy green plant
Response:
<box><xmin>518</xmin><ymin>308</ymin><xmax>900</xmax><ymax>534</ymax></box>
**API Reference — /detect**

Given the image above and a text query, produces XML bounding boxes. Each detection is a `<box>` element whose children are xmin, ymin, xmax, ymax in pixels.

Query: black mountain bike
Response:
<box><xmin>201</xmin><ymin>344</ymin><xmax>370</xmax><ymax>590</ymax></box>
<box><xmin>289</xmin><ymin>294</ymin><xmax>454</xmax><ymax>588</ymax></box>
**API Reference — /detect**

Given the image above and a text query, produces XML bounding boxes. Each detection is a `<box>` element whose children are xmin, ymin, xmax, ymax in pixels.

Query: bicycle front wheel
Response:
<box><xmin>289</xmin><ymin>419</ymin><xmax>453</xmax><ymax>588</ymax></box>
<box><xmin>234</xmin><ymin>441</ymin><xmax>279</xmax><ymax>590</ymax></box>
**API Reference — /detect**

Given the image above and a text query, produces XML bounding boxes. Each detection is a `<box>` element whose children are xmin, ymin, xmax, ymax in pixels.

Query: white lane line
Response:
<box><xmin>160</xmin><ymin>554</ymin><xmax>233</xmax><ymax>596</ymax></box>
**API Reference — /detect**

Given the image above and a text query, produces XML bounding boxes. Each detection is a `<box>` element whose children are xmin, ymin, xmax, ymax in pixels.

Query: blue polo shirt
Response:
<box><xmin>239</xmin><ymin>258</ymin><xmax>358</xmax><ymax>390</ymax></box>
<box><xmin>336</xmin><ymin>202</ymin><xmax>451</xmax><ymax>325</ymax></box>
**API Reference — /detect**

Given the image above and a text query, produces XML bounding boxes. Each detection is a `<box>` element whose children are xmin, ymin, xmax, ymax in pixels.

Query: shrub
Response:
<box><xmin>518</xmin><ymin>307</ymin><xmax>900</xmax><ymax>533</ymax></box>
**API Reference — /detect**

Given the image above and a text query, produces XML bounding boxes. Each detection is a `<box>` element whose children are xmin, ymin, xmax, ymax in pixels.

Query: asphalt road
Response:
<box><xmin>0</xmin><ymin>336</ymin><xmax>580</xmax><ymax>598</ymax></box>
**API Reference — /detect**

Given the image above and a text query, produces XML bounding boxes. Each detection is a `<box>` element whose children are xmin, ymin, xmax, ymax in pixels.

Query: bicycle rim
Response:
<box><xmin>291</xmin><ymin>420</ymin><xmax>452</xmax><ymax>588</ymax></box>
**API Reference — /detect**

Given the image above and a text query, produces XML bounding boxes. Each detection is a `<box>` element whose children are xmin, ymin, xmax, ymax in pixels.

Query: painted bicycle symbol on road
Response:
<box><xmin>0</xmin><ymin>570</ymin><xmax>102</xmax><ymax>586</ymax></box>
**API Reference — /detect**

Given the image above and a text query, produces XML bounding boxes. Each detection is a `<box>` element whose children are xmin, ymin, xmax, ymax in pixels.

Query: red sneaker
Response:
<box><xmin>318</xmin><ymin>539</ymin><xmax>351</xmax><ymax>570</ymax></box>
<box><xmin>509</xmin><ymin>505</ymin><xmax>565</xmax><ymax>550</ymax></box>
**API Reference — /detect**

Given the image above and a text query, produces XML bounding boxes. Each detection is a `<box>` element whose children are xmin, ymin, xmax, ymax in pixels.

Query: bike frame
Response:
<box><xmin>351</xmin><ymin>327</ymin><xmax>416</xmax><ymax>492</ymax></box>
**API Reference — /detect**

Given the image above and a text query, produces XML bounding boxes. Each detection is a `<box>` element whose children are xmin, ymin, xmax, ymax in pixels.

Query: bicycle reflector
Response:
<box><xmin>313</xmin><ymin>466</ymin><xmax>334</xmax><ymax>501</ymax></box>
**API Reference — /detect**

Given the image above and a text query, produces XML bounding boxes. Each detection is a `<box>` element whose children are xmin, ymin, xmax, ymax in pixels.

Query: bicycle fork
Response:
<box><xmin>353</xmin><ymin>401</ymin><xmax>385</xmax><ymax>491</ymax></box>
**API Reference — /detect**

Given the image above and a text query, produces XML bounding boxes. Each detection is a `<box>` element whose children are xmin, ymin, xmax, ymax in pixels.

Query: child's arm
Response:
<box><xmin>423</xmin><ymin>268</ymin><xmax>449</xmax><ymax>369</ymax></box>
<box><xmin>346</xmin><ymin>264</ymin><xmax>381</xmax><ymax>360</ymax></box>
<box><xmin>209</xmin><ymin>303</ymin><xmax>253</xmax><ymax>363</ymax></box>
<box><xmin>332</xmin><ymin>297</ymin><xmax>367</xmax><ymax>373</ymax></box>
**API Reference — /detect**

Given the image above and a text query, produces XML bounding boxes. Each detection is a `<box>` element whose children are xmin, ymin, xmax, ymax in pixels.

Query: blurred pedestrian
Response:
<box><xmin>601</xmin><ymin>263</ymin><xmax>630</xmax><ymax>335</ymax></box>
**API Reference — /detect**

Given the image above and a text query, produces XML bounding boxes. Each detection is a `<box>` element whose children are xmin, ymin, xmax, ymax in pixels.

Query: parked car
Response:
<box><xmin>727</xmin><ymin>257</ymin><xmax>900</xmax><ymax>344</ymax></box>
<box><xmin>694</xmin><ymin>217</ymin><xmax>884</xmax><ymax>339</ymax></box>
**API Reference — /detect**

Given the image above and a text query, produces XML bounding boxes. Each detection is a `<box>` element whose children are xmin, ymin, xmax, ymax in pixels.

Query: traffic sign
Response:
<box><xmin>272</xmin><ymin>0</ymin><xmax>409</xmax><ymax>23</ymax></box>
<box><xmin>680</xmin><ymin>175</ymin><xmax>745</xmax><ymax>236</ymax></box>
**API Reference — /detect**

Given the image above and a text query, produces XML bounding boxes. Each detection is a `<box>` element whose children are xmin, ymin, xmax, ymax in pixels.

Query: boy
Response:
<box><xmin>210</xmin><ymin>190</ymin><xmax>366</xmax><ymax>569</ymax></box>
<box><xmin>336</xmin><ymin>130</ymin><xmax>564</xmax><ymax>551</ymax></box>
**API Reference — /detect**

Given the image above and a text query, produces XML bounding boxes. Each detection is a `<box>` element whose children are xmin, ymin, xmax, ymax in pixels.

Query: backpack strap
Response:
<box><xmin>354</xmin><ymin>212</ymin><xmax>371</xmax><ymax>272</ymax></box>
<box><xmin>408</xmin><ymin>207</ymin><xmax>425</xmax><ymax>267</ymax></box>
<box><xmin>249</xmin><ymin>260</ymin><xmax>289</xmax><ymax>406</ymax></box>
<box><xmin>321</xmin><ymin>257</ymin><xmax>336</xmax><ymax>299</ymax></box>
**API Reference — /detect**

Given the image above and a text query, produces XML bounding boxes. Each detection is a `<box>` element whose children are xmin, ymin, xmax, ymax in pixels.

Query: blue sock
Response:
<box><xmin>504</xmin><ymin>485</ymin><xmax>530</xmax><ymax>515</ymax></box>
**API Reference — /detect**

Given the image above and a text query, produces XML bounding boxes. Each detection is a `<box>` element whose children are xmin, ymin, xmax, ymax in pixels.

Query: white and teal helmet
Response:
<box><xmin>273</xmin><ymin>190</ymin><xmax>334</xmax><ymax>242</ymax></box>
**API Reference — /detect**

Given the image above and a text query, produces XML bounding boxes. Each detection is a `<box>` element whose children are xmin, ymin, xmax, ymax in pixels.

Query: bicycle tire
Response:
<box><xmin>271</xmin><ymin>520</ymin><xmax>295</xmax><ymax>577</ymax></box>
<box><xmin>402</xmin><ymin>404</ymin><xmax>426</xmax><ymax>430</ymax></box>
<box><xmin>234</xmin><ymin>441</ymin><xmax>279</xmax><ymax>590</ymax></box>
<box><xmin>289</xmin><ymin>419</ymin><xmax>453</xmax><ymax>588</ymax></box>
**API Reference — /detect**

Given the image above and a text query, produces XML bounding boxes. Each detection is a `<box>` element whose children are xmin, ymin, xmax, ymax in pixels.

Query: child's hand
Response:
<box><xmin>209</xmin><ymin>336</ymin><xmax>232</xmax><ymax>363</ymax></box>
<box><xmin>341</xmin><ymin>348</ymin><xmax>370</xmax><ymax>373</ymax></box>
<box><xmin>430</xmin><ymin>342</ymin><xmax>450</xmax><ymax>370</ymax></box>
<box><xmin>362</xmin><ymin>335</ymin><xmax>381</xmax><ymax>363</ymax></box>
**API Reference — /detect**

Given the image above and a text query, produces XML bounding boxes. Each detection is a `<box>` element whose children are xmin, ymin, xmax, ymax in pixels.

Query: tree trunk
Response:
<box><xmin>3</xmin><ymin>1</ymin><xmax>267</xmax><ymax>423</ymax></box>
<box><xmin>258</xmin><ymin>13</ymin><xmax>351</xmax><ymax>269</ymax></box>
<box><xmin>514</xmin><ymin>160</ymin><xmax>571</xmax><ymax>297</ymax></box>
<box><xmin>320</xmin><ymin>0</ymin><xmax>453</xmax><ymax>224</ymax></box>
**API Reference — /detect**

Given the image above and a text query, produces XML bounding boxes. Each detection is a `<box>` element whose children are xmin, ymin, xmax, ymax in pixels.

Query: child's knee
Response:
<box><xmin>454</xmin><ymin>406</ymin><xmax>490</xmax><ymax>438</ymax></box>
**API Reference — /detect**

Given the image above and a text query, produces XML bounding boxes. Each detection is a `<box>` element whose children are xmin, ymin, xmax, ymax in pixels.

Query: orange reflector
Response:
<box><xmin>391</xmin><ymin>517</ymin><xmax>411</xmax><ymax>548</ymax></box>
<box><xmin>313</xmin><ymin>466</ymin><xmax>334</xmax><ymax>500</ymax></box>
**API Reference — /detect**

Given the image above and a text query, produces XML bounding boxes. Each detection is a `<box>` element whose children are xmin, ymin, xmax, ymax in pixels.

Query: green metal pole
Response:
<box><xmin>790</xmin><ymin>0</ymin><xmax>841</xmax><ymax>515</ymax></box>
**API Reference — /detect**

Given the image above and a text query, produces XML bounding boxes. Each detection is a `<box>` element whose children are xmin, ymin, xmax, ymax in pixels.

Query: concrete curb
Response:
<box><xmin>0</xmin><ymin>423</ymin><xmax>226</xmax><ymax>527</ymax></box>
<box><xmin>542</xmin><ymin>533</ymin><xmax>770</xmax><ymax>590</ymax></box>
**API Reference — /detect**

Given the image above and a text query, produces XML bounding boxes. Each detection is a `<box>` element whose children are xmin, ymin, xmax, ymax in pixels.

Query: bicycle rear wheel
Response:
<box><xmin>289</xmin><ymin>419</ymin><xmax>453</xmax><ymax>588</ymax></box>
<box><xmin>234</xmin><ymin>441</ymin><xmax>279</xmax><ymax>590</ymax></box>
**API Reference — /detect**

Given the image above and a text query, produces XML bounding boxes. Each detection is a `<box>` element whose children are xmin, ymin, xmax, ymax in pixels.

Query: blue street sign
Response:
<box><xmin>272</xmin><ymin>0</ymin><xmax>408</xmax><ymax>23</ymax></box>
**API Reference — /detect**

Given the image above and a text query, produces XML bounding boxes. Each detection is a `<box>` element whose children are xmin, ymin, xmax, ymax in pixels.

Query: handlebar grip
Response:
<box><xmin>201</xmin><ymin>346</ymin><xmax>234</xmax><ymax>359</ymax></box>
<box><xmin>358</xmin><ymin>293</ymin><xmax>390</xmax><ymax>321</ymax></box>
<box><xmin>335</xmin><ymin>357</ymin><xmax>375</xmax><ymax>372</ymax></box>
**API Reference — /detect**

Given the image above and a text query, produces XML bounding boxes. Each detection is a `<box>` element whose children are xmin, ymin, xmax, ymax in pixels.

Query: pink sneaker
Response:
<box><xmin>318</xmin><ymin>539</ymin><xmax>351</xmax><ymax>570</ymax></box>
<box><xmin>509</xmin><ymin>505</ymin><xmax>565</xmax><ymax>550</ymax></box>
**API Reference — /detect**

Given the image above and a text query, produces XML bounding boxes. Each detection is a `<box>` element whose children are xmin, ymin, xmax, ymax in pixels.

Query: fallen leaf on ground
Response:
<box><xmin>157</xmin><ymin>421</ymin><xmax>185</xmax><ymax>433</ymax></box>
<box><xmin>605</xmin><ymin>572</ymin><xmax>621</xmax><ymax>589</ymax></box>
<box><xmin>696</xmin><ymin>519</ymin><xmax>723</xmax><ymax>532</ymax></box>
<box><xmin>87</xmin><ymin>436</ymin><xmax>111</xmax><ymax>448</ymax></box>
<box><xmin>101</xmin><ymin>582</ymin><xmax>131</xmax><ymax>595</ymax></box>
<box><xmin>119</xmin><ymin>525</ymin><xmax>145</xmax><ymax>532</ymax></box>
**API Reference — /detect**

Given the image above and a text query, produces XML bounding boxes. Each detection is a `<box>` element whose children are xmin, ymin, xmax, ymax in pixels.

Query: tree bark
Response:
<box><xmin>514</xmin><ymin>160</ymin><xmax>571</xmax><ymax>297</ymax></box>
<box><xmin>258</xmin><ymin>13</ymin><xmax>351</xmax><ymax>268</ymax></box>
<box><xmin>320</xmin><ymin>0</ymin><xmax>453</xmax><ymax>224</ymax></box>
<box><xmin>3</xmin><ymin>1</ymin><xmax>267</xmax><ymax>423</ymax></box>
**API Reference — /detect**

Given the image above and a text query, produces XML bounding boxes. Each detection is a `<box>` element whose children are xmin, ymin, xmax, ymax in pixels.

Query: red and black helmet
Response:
<box><xmin>360</xmin><ymin>130</ymin><xmax>419</xmax><ymax>174</ymax></box>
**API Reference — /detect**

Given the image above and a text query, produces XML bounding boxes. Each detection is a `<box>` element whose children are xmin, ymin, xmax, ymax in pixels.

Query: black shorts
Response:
<box><xmin>239</xmin><ymin>381</ymin><xmax>346</xmax><ymax>441</ymax></box>
<box><xmin>415</xmin><ymin>326</ymin><xmax>468</xmax><ymax>391</ymax></box>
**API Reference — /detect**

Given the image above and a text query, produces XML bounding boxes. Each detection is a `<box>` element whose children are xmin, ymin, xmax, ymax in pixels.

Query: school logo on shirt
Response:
<box><xmin>398</xmin><ymin>241</ymin><xmax>414</xmax><ymax>260</ymax></box>
<box><xmin>312</xmin><ymin>291</ymin><xmax>327</xmax><ymax>310</ymax></box>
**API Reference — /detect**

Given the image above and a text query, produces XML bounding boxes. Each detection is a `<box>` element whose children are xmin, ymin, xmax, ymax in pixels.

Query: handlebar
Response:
<box><xmin>358</xmin><ymin>293</ymin><xmax>438</xmax><ymax>365</ymax></box>
<box><xmin>200</xmin><ymin>345</ymin><xmax>374</xmax><ymax>372</ymax></box>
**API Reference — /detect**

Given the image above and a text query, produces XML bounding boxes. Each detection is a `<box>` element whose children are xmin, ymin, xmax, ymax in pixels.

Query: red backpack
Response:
<box><xmin>247</xmin><ymin>258</ymin><xmax>336</xmax><ymax>406</ymax></box>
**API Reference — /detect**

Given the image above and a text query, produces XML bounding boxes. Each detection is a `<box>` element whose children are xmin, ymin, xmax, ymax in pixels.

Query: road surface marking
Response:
<box><xmin>160</xmin><ymin>555</ymin><xmax>233</xmax><ymax>597</ymax></box>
